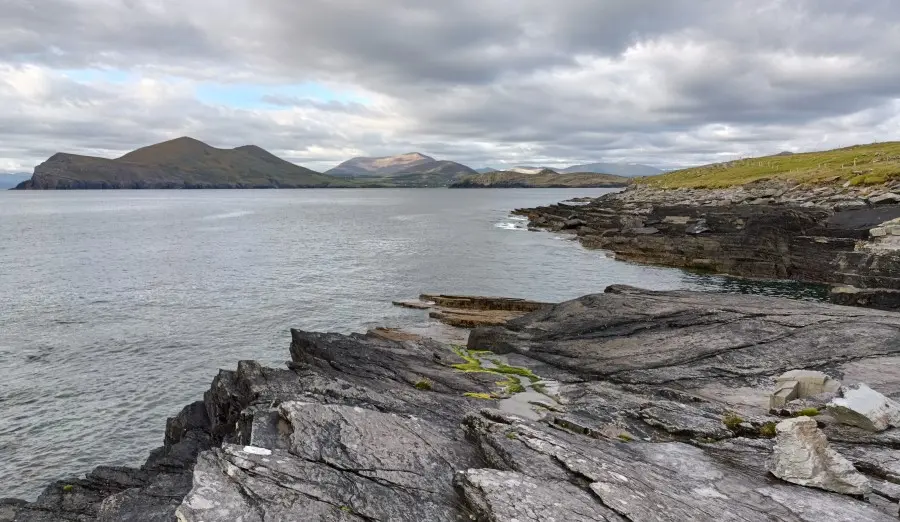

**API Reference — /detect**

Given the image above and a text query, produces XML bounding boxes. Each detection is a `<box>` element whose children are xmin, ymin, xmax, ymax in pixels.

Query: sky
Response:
<box><xmin>3</xmin><ymin>0</ymin><xmax>900</xmax><ymax>174</ymax></box>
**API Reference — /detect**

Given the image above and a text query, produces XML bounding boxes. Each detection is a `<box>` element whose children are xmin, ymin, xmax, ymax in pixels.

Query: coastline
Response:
<box><xmin>5</xmin><ymin>288</ymin><xmax>900</xmax><ymax>520</ymax></box>
<box><xmin>514</xmin><ymin>180</ymin><xmax>900</xmax><ymax>310</ymax></box>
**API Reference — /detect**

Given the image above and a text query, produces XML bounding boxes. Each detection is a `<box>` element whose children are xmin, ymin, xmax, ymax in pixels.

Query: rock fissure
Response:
<box><xmin>7</xmin><ymin>288</ymin><xmax>900</xmax><ymax>521</ymax></box>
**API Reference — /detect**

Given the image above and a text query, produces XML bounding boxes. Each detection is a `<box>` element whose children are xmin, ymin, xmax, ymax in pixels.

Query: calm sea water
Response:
<box><xmin>0</xmin><ymin>189</ymin><xmax>825</xmax><ymax>500</ymax></box>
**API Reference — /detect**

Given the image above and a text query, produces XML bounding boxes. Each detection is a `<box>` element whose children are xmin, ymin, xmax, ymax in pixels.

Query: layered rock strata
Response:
<box><xmin>5</xmin><ymin>287</ymin><xmax>900</xmax><ymax>520</ymax></box>
<box><xmin>514</xmin><ymin>181</ymin><xmax>900</xmax><ymax>310</ymax></box>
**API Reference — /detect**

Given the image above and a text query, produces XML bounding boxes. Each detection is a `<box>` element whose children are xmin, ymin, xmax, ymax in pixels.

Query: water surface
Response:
<box><xmin>0</xmin><ymin>188</ymin><xmax>822</xmax><ymax>499</ymax></box>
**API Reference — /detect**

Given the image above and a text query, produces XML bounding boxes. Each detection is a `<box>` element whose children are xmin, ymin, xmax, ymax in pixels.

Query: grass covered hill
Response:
<box><xmin>15</xmin><ymin>137</ymin><xmax>349</xmax><ymax>190</ymax></box>
<box><xmin>451</xmin><ymin>169</ymin><xmax>630</xmax><ymax>188</ymax></box>
<box><xmin>642</xmin><ymin>142</ymin><xmax>900</xmax><ymax>189</ymax></box>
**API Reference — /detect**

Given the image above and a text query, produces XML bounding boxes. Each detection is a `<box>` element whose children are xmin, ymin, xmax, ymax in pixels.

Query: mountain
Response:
<box><xmin>560</xmin><ymin>162</ymin><xmax>662</xmax><ymax>177</ymax></box>
<box><xmin>14</xmin><ymin>137</ymin><xmax>347</xmax><ymax>190</ymax></box>
<box><xmin>0</xmin><ymin>173</ymin><xmax>31</xmax><ymax>189</ymax></box>
<box><xmin>386</xmin><ymin>160</ymin><xmax>479</xmax><ymax>187</ymax></box>
<box><xmin>475</xmin><ymin>167</ymin><xmax>497</xmax><ymax>174</ymax></box>
<box><xmin>451</xmin><ymin>168</ymin><xmax>629</xmax><ymax>188</ymax></box>
<box><xmin>510</xmin><ymin>166</ymin><xmax>556</xmax><ymax>175</ymax></box>
<box><xmin>326</xmin><ymin>153</ymin><xmax>435</xmax><ymax>177</ymax></box>
<box><xmin>325</xmin><ymin>152</ymin><xmax>478</xmax><ymax>186</ymax></box>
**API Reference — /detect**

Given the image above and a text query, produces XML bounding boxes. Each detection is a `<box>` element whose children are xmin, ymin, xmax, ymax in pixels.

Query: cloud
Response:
<box><xmin>2</xmin><ymin>0</ymin><xmax>900</xmax><ymax>173</ymax></box>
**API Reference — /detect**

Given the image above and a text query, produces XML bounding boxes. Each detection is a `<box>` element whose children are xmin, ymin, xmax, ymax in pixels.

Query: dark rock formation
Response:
<box><xmin>393</xmin><ymin>294</ymin><xmax>551</xmax><ymax>327</ymax></box>
<box><xmin>6</xmin><ymin>287</ymin><xmax>900</xmax><ymax>520</ymax></box>
<box><xmin>515</xmin><ymin>183</ymin><xmax>900</xmax><ymax>310</ymax></box>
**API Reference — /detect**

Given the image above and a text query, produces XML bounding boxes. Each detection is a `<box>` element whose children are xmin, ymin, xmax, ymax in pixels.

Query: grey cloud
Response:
<box><xmin>3</xmin><ymin>1</ymin><xmax>900</xmax><ymax>172</ymax></box>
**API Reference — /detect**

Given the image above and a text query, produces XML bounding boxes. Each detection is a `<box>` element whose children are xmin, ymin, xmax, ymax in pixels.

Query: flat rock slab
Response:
<box><xmin>394</xmin><ymin>293</ymin><xmax>551</xmax><ymax>328</ymax></box>
<box><xmin>8</xmin><ymin>287</ymin><xmax>900</xmax><ymax>521</ymax></box>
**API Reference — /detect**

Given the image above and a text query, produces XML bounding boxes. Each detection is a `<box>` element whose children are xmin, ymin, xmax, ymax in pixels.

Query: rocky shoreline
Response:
<box><xmin>6</xmin><ymin>287</ymin><xmax>900</xmax><ymax>520</ymax></box>
<box><xmin>514</xmin><ymin>180</ymin><xmax>900</xmax><ymax>310</ymax></box>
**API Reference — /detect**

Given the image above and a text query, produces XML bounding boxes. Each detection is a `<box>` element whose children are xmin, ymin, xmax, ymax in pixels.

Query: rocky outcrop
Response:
<box><xmin>515</xmin><ymin>181</ymin><xmax>900</xmax><ymax>310</ymax></box>
<box><xmin>6</xmin><ymin>287</ymin><xmax>900</xmax><ymax>520</ymax></box>
<box><xmin>770</xmin><ymin>417</ymin><xmax>871</xmax><ymax>496</ymax></box>
<box><xmin>828</xmin><ymin>384</ymin><xmax>900</xmax><ymax>432</ymax></box>
<box><xmin>393</xmin><ymin>294</ymin><xmax>551</xmax><ymax>327</ymax></box>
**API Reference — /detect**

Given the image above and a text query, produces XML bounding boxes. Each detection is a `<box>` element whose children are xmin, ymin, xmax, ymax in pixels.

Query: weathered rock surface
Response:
<box><xmin>515</xmin><ymin>182</ymin><xmax>900</xmax><ymax>310</ymax></box>
<box><xmin>828</xmin><ymin>383</ymin><xmax>900</xmax><ymax>432</ymax></box>
<box><xmin>770</xmin><ymin>417</ymin><xmax>871</xmax><ymax>496</ymax></box>
<box><xmin>393</xmin><ymin>294</ymin><xmax>550</xmax><ymax>328</ymax></box>
<box><xmin>6</xmin><ymin>287</ymin><xmax>900</xmax><ymax>520</ymax></box>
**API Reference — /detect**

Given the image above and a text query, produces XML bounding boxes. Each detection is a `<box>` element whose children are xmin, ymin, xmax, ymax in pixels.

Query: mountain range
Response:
<box><xmin>326</xmin><ymin>153</ymin><xmax>478</xmax><ymax>187</ymax></box>
<box><xmin>451</xmin><ymin>168</ymin><xmax>630</xmax><ymax>188</ymax></box>
<box><xmin>0</xmin><ymin>173</ymin><xmax>31</xmax><ymax>189</ymax></box>
<box><xmin>476</xmin><ymin>163</ymin><xmax>662</xmax><ymax>177</ymax></box>
<box><xmin>10</xmin><ymin>138</ymin><xmax>663</xmax><ymax>190</ymax></box>
<box><xmin>14</xmin><ymin>137</ymin><xmax>348</xmax><ymax>190</ymax></box>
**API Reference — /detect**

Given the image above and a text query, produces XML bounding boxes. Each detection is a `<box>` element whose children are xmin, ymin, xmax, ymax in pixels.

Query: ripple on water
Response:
<box><xmin>0</xmin><ymin>188</ymin><xmax>826</xmax><ymax>500</ymax></box>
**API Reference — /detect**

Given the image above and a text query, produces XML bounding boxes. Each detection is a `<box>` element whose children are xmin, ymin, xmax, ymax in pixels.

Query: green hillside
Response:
<box><xmin>452</xmin><ymin>169</ymin><xmax>629</xmax><ymax>188</ymax></box>
<box><xmin>642</xmin><ymin>142</ymin><xmax>900</xmax><ymax>189</ymax></box>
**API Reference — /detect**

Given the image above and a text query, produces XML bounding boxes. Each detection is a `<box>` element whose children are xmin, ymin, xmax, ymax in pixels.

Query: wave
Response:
<box><xmin>201</xmin><ymin>210</ymin><xmax>254</xmax><ymax>220</ymax></box>
<box><xmin>494</xmin><ymin>221</ymin><xmax>527</xmax><ymax>231</ymax></box>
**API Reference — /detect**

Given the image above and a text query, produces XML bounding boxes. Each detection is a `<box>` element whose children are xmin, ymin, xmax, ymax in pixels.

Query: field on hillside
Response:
<box><xmin>643</xmin><ymin>142</ymin><xmax>900</xmax><ymax>189</ymax></box>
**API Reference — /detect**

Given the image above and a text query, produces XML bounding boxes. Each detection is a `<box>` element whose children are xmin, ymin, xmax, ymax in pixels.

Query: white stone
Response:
<box><xmin>770</xmin><ymin>417</ymin><xmax>870</xmax><ymax>496</ymax></box>
<box><xmin>827</xmin><ymin>383</ymin><xmax>900</xmax><ymax>432</ymax></box>
<box><xmin>777</xmin><ymin>370</ymin><xmax>840</xmax><ymax>397</ymax></box>
<box><xmin>241</xmin><ymin>445</ymin><xmax>272</xmax><ymax>456</ymax></box>
<box><xmin>769</xmin><ymin>370</ymin><xmax>840</xmax><ymax>409</ymax></box>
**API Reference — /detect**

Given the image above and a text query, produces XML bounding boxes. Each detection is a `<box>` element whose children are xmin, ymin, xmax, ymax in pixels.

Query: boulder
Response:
<box><xmin>686</xmin><ymin>218</ymin><xmax>711</xmax><ymax>235</ymax></box>
<box><xmin>828</xmin><ymin>384</ymin><xmax>900</xmax><ymax>432</ymax></box>
<box><xmin>769</xmin><ymin>370</ymin><xmax>840</xmax><ymax>409</ymax></box>
<box><xmin>870</xmin><ymin>193</ymin><xmax>900</xmax><ymax>206</ymax></box>
<box><xmin>770</xmin><ymin>417</ymin><xmax>870</xmax><ymax>496</ymax></box>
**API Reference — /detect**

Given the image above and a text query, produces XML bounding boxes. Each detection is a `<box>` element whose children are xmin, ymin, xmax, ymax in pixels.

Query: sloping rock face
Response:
<box><xmin>514</xmin><ymin>183</ymin><xmax>900</xmax><ymax>310</ymax></box>
<box><xmin>6</xmin><ymin>287</ymin><xmax>900</xmax><ymax>520</ymax></box>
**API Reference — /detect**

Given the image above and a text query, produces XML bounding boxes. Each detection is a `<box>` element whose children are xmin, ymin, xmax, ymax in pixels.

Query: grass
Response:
<box><xmin>723</xmin><ymin>412</ymin><xmax>745</xmax><ymax>432</ymax></box>
<box><xmin>499</xmin><ymin>377</ymin><xmax>526</xmax><ymax>394</ymax></box>
<box><xmin>62</xmin><ymin>484</ymin><xmax>74</xmax><ymax>493</ymax></box>
<box><xmin>452</xmin><ymin>347</ymin><xmax>540</xmax><ymax>381</ymax></box>
<box><xmin>618</xmin><ymin>433</ymin><xmax>633</xmax><ymax>442</ymax></box>
<box><xmin>759</xmin><ymin>422</ymin><xmax>777</xmax><ymax>438</ymax></box>
<box><xmin>463</xmin><ymin>392</ymin><xmax>495</xmax><ymax>400</ymax></box>
<box><xmin>506</xmin><ymin>431</ymin><xmax>518</xmax><ymax>440</ymax></box>
<box><xmin>490</xmin><ymin>359</ymin><xmax>540</xmax><ymax>382</ymax></box>
<box><xmin>414</xmin><ymin>379</ymin><xmax>432</xmax><ymax>391</ymax></box>
<box><xmin>639</xmin><ymin>142</ymin><xmax>900</xmax><ymax>189</ymax></box>
<box><xmin>451</xmin><ymin>346</ymin><xmax>487</xmax><ymax>373</ymax></box>
<box><xmin>793</xmin><ymin>407</ymin><xmax>820</xmax><ymax>417</ymax></box>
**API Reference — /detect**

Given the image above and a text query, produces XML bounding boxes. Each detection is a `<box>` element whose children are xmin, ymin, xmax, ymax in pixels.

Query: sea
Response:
<box><xmin>0</xmin><ymin>188</ymin><xmax>826</xmax><ymax>500</ymax></box>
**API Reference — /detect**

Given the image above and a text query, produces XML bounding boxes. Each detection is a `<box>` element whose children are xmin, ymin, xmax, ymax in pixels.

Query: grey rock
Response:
<box><xmin>686</xmin><ymin>217</ymin><xmax>711</xmax><ymax>234</ymax></box>
<box><xmin>516</xmin><ymin>185</ymin><xmax>900</xmax><ymax>311</ymax></box>
<box><xmin>9</xmin><ymin>288</ymin><xmax>900</xmax><ymax>521</ymax></box>
<box><xmin>828</xmin><ymin>383</ymin><xmax>900</xmax><ymax>432</ymax></box>
<box><xmin>769</xmin><ymin>417</ymin><xmax>870</xmax><ymax>496</ymax></box>
<box><xmin>870</xmin><ymin>192</ymin><xmax>900</xmax><ymax>206</ymax></box>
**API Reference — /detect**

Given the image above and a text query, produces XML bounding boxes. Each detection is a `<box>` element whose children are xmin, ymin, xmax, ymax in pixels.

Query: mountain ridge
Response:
<box><xmin>15</xmin><ymin>137</ymin><xmax>347</xmax><ymax>190</ymax></box>
<box><xmin>451</xmin><ymin>169</ymin><xmax>629</xmax><ymax>188</ymax></box>
<box><xmin>326</xmin><ymin>152</ymin><xmax>436</xmax><ymax>177</ymax></box>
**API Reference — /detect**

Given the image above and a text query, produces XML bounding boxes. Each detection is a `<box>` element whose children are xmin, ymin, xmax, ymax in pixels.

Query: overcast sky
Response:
<box><xmin>3</xmin><ymin>0</ymin><xmax>900</xmax><ymax>174</ymax></box>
